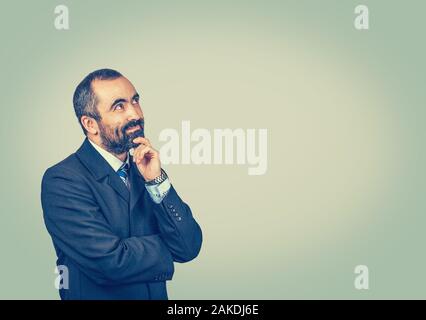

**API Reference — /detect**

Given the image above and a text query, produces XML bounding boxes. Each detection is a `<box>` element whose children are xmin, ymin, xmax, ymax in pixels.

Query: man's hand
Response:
<box><xmin>132</xmin><ymin>137</ymin><xmax>162</xmax><ymax>181</ymax></box>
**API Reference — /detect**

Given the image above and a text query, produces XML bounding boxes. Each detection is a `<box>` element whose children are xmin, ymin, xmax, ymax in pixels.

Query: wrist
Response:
<box><xmin>145</xmin><ymin>168</ymin><xmax>168</xmax><ymax>185</ymax></box>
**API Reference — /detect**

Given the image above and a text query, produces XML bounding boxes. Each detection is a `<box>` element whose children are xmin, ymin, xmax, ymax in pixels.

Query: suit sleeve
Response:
<box><xmin>148</xmin><ymin>182</ymin><xmax>203</xmax><ymax>263</ymax></box>
<box><xmin>41</xmin><ymin>167</ymin><xmax>174</xmax><ymax>286</ymax></box>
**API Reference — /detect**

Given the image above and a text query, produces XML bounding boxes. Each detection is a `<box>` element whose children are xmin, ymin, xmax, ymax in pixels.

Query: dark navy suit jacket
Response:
<box><xmin>41</xmin><ymin>138</ymin><xmax>202</xmax><ymax>300</ymax></box>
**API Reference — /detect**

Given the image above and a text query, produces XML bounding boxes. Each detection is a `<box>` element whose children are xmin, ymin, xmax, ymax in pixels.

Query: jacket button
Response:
<box><xmin>171</xmin><ymin>208</ymin><xmax>176</xmax><ymax>213</ymax></box>
<box><xmin>168</xmin><ymin>204</ymin><xmax>174</xmax><ymax>209</ymax></box>
<box><xmin>177</xmin><ymin>217</ymin><xmax>182</xmax><ymax>221</ymax></box>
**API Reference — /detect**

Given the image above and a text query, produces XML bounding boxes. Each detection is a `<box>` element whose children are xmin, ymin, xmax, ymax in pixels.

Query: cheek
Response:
<box><xmin>117</xmin><ymin>121</ymin><xmax>129</xmax><ymax>136</ymax></box>
<box><xmin>108</xmin><ymin>118</ymin><xmax>126</xmax><ymax>133</ymax></box>
<box><xmin>101</xmin><ymin>121</ymin><xmax>120</xmax><ymax>136</ymax></box>
<box><xmin>136</xmin><ymin>105</ymin><xmax>144</xmax><ymax>117</ymax></box>
<box><xmin>103</xmin><ymin>115</ymin><xmax>128</xmax><ymax>135</ymax></box>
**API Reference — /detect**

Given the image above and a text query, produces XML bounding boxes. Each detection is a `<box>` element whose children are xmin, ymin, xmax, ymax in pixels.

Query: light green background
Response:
<box><xmin>1</xmin><ymin>0</ymin><xmax>425</xmax><ymax>299</ymax></box>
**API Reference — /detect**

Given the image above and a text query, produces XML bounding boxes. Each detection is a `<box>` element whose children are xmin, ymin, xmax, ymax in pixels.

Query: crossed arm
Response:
<box><xmin>41</xmin><ymin>167</ymin><xmax>202</xmax><ymax>286</ymax></box>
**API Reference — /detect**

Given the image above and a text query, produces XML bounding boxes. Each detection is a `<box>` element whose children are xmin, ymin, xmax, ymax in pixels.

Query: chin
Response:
<box><xmin>126</xmin><ymin>129</ymin><xmax>145</xmax><ymax>149</ymax></box>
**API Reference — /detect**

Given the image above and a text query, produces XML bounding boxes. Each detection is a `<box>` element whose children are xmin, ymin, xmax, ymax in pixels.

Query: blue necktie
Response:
<box><xmin>117</xmin><ymin>162</ymin><xmax>130</xmax><ymax>189</ymax></box>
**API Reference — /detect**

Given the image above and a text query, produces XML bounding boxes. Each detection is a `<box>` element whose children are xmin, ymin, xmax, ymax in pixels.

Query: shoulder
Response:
<box><xmin>42</xmin><ymin>153</ymin><xmax>87</xmax><ymax>187</ymax></box>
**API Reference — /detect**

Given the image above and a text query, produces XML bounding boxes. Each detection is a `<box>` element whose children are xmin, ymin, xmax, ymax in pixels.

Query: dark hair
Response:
<box><xmin>73</xmin><ymin>68</ymin><xmax>123</xmax><ymax>135</ymax></box>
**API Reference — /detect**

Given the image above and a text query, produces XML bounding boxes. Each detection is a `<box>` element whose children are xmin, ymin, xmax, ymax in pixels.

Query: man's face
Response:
<box><xmin>92</xmin><ymin>77</ymin><xmax>145</xmax><ymax>155</ymax></box>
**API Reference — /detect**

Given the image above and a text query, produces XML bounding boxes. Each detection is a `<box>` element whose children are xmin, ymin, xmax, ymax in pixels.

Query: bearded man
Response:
<box><xmin>41</xmin><ymin>69</ymin><xmax>202</xmax><ymax>300</ymax></box>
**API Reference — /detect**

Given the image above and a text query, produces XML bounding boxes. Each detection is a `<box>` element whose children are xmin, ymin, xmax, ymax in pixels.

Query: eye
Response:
<box><xmin>132</xmin><ymin>97</ymin><xmax>139</xmax><ymax>104</ymax></box>
<box><xmin>114</xmin><ymin>103</ymin><xmax>124</xmax><ymax>111</ymax></box>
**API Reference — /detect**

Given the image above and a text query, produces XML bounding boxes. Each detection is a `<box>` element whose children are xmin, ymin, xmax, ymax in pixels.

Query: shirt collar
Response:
<box><xmin>88</xmin><ymin>139</ymin><xmax>129</xmax><ymax>172</ymax></box>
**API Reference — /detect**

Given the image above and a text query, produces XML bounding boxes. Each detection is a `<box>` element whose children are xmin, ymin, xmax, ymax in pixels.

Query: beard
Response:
<box><xmin>98</xmin><ymin>118</ymin><xmax>145</xmax><ymax>155</ymax></box>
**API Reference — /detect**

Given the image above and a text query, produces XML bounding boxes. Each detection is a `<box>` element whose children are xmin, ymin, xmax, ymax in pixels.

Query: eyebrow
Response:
<box><xmin>110</xmin><ymin>93</ymin><xmax>140</xmax><ymax>110</ymax></box>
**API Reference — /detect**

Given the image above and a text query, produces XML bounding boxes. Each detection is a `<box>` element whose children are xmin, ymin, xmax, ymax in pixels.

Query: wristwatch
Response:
<box><xmin>145</xmin><ymin>168</ymin><xmax>168</xmax><ymax>186</ymax></box>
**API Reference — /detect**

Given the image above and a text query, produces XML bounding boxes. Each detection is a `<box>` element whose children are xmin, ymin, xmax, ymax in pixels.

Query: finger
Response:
<box><xmin>133</xmin><ymin>146</ymin><xmax>148</xmax><ymax>162</ymax></box>
<box><xmin>133</xmin><ymin>137</ymin><xmax>151</xmax><ymax>147</ymax></box>
<box><xmin>135</xmin><ymin>146</ymin><xmax>154</xmax><ymax>164</ymax></box>
<box><xmin>132</xmin><ymin>139</ymin><xmax>150</xmax><ymax>158</ymax></box>
<box><xmin>133</xmin><ymin>146</ymin><xmax>144</xmax><ymax>162</ymax></box>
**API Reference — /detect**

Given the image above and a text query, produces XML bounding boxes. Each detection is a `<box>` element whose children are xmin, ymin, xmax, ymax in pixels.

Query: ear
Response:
<box><xmin>81</xmin><ymin>115</ymin><xmax>99</xmax><ymax>135</ymax></box>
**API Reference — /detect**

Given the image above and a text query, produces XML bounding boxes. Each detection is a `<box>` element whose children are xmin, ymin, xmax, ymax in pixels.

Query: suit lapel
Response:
<box><xmin>76</xmin><ymin>138</ymin><xmax>130</xmax><ymax>203</ymax></box>
<box><xmin>107</xmin><ymin>172</ymin><xmax>130</xmax><ymax>203</ymax></box>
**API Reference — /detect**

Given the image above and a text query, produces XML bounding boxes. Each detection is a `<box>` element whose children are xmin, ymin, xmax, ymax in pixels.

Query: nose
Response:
<box><xmin>127</xmin><ymin>104</ymin><xmax>143</xmax><ymax>121</ymax></box>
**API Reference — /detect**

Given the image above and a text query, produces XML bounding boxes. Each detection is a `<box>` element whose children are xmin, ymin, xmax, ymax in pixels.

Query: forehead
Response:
<box><xmin>92</xmin><ymin>76</ymin><xmax>136</xmax><ymax>105</ymax></box>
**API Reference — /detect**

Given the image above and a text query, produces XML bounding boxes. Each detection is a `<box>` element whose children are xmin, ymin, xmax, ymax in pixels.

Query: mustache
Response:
<box><xmin>122</xmin><ymin>119</ymin><xmax>144</xmax><ymax>134</ymax></box>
